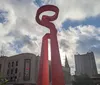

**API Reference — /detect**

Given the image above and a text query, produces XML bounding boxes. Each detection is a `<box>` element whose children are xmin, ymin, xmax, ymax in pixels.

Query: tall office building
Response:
<box><xmin>75</xmin><ymin>52</ymin><xmax>98</xmax><ymax>77</ymax></box>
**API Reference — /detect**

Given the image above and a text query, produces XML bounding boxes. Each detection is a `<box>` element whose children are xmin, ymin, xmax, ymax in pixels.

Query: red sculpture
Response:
<box><xmin>36</xmin><ymin>5</ymin><xmax>65</xmax><ymax>85</ymax></box>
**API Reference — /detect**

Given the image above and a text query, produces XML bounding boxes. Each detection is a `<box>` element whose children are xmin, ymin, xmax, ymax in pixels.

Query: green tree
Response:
<box><xmin>0</xmin><ymin>73</ymin><xmax>8</xmax><ymax>85</ymax></box>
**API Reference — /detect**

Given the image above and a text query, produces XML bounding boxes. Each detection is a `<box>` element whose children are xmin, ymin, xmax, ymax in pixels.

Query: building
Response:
<box><xmin>0</xmin><ymin>56</ymin><xmax>7</xmax><ymax>75</ymax></box>
<box><xmin>0</xmin><ymin>53</ymin><xmax>71</xmax><ymax>85</ymax></box>
<box><xmin>63</xmin><ymin>56</ymin><xmax>72</xmax><ymax>85</ymax></box>
<box><xmin>75</xmin><ymin>52</ymin><xmax>98</xmax><ymax>77</ymax></box>
<box><xmin>0</xmin><ymin>53</ymin><xmax>39</xmax><ymax>85</ymax></box>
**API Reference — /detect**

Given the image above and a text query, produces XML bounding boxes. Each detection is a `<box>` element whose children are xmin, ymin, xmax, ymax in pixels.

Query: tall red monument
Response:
<box><xmin>36</xmin><ymin>5</ymin><xmax>65</xmax><ymax>85</ymax></box>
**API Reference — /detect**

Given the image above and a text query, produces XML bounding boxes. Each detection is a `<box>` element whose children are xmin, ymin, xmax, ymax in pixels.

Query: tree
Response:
<box><xmin>0</xmin><ymin>73</ymin><xmax>8</xmax><ymax>85</ymax></box>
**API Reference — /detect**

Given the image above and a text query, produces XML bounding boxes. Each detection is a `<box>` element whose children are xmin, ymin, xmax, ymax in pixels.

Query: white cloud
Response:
<box><xmin>0</xmin><ymin>42</ymin><xmax>16</xmax><ymax>56</ymax></box>
<box><xmin>0</xmin><ymin>3</ymin><xmax>16</xmax><ymax>36</ymax></box>
<box><xmin>0</xmin><ymin>0</ymin><xmax>48</xmax><ymax>56</ymax></box>
<box><xmin>0</xmin><ymin>0</ymin><xmax>100</xmax><ymax>75</ymax></box>
<box><xmin>54</xmin><ymin>0</ymin><xmax>100</xmax><ymax>27</ymax></box>
<box><xmin>58</xmin><ymin>25</ymin><xmax>100</xmax><ymax>74</ymax></box>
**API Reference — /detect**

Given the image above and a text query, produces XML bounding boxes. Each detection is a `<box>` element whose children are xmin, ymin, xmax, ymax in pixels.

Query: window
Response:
<box><xmin>8</xmin><ymin>62</ymin><xmax>10</xmax><ymax>68</ymax></box>
<box><xmin>11</xmin><ymin>69</ymin><xmax>13</xmax><ymax>74</ymax></box>
<box><xmin>10</xmin><ymin>77</ymin><xmax>13</xmax><ymax>81</ymax></box>
<box><xmin>7</xmin><ymin>69</ymin><xmax>9</xmax><ymax>75</ymax></box>
<box><xmin>16</xmin><ymin>61</ymin><xmax>18</xmax><ymax>66</ymax></box>
<box><xmin>15</xmin><ymin>76</ymin><xmax>17</xmax><ymax>81</ymax></box>
<box><xmin>0</xmin><ymin>64</ymin><xmax>1</xmax><ymax>72</ymax></box>
<box><xmin>15</xmin><ymin>68</ymin><xmax>18</xmax><ymax>74</ymax></box>
<box><xmin>12</xmin><ymin>62</ymin><xmax>14</xmax><ymax>67</ymax></box>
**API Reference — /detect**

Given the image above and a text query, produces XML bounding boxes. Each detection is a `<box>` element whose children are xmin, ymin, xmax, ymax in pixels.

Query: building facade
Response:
<box><xmin>0</xmin><ymin>53</ymin><xmax>39</xmax><ymax>85</ymax></box>
<box><xmin>63</xmin><ymin>56</ymin><xmax>72</xmax><ymax>85</ymax></box>
<box><xmin>0</xmin><ymin>53</ymin><xmax>71</xmax><ymax>85</ymax></box>
<box><xmin>75</xmin><ymin>52</ymin><xmax>98</xmax><ymax>77</ymax></box>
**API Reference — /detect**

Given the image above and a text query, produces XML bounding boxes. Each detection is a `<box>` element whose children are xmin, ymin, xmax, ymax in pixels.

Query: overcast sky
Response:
<box><xmin>0</xmin><ymin>0</ymin><xmax>100</xmax><ymax>75</ymax></box>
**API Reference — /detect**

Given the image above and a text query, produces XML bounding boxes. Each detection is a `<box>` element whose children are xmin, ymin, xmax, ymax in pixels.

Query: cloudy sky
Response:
<box><xmin>0</xmin><ymin>0</ymin><xmax>100</xmax><ymax>74</ymax></box>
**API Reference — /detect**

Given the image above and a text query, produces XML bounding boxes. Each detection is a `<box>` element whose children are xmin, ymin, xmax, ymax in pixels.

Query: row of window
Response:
<box><xmin>8</xmin><ymin>61</ymin><xmax>18</xmax><ymax>68</ymax></box>
<box><xmin>0</xmin><ymin>64</ymin><xmax>1</xmax><ymax>72</ymax></box>
<box><xmin>7</xmin><ymin>68</ymin><xmax>18</xmax><ymax>75</ymax></box>
<box><xmin>7</xmin><ymin>76</ymin><xmax>17</xmax><ymax>82</ymax></box>
<box><xmin>7</xmin><ymin>59</ymin><xmax>31</xmax><ymax>82</ymax></box>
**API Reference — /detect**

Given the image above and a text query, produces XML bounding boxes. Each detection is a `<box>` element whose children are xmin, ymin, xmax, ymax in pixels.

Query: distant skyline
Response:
<box><xmin>0</xmin><ymin>0</ymin><xmax>100</xmax><ymax>74</ymax></box>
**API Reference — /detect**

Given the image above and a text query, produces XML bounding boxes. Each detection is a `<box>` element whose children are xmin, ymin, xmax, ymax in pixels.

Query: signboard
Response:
<box><xmin>24</xmin><ymin>59</ymin><xmax>31</xmax><ymax>81</ymax></box>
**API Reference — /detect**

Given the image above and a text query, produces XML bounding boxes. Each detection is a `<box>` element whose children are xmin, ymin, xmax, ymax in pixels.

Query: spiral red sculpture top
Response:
<box><xmin>36</xmin><ymin>5</ymin><xmax>65</xmax><ymax>85</ymax></box>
